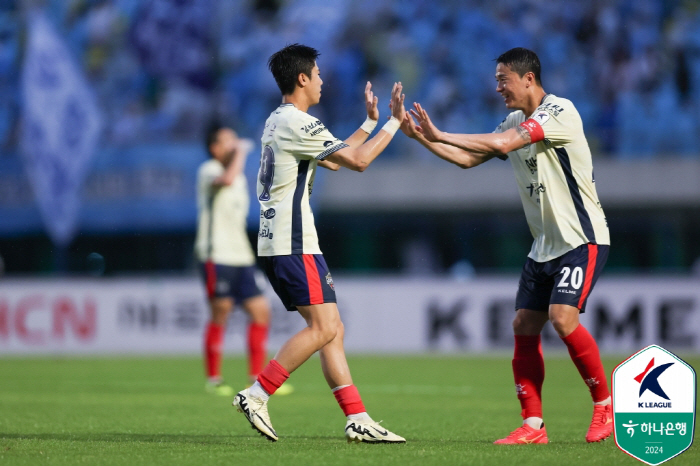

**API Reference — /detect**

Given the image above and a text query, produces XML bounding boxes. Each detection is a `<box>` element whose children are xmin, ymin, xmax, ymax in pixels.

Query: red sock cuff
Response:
<box><xmin>333</xmin><ymin>385</ymin><xmax>366</xmax><ymax>416</ymax></box>
<box><xmin>256</xmin><ymin>359</ymin><xmax>290</xmax><ymax>395</ymax></box>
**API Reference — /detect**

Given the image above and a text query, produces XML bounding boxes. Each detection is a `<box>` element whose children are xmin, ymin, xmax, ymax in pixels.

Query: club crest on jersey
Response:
<box><xmin>263</xmin><ymin>208</ymin><xmax>276</xmax><ymax>219</ymax></box>
<box><xmin>533</xmin><ymin>110</ymin><xmax>550</xmax><ymax>125</ymax></box>
<box><xmin>325</xmin><ymin>272</ymin><xmax>334</xmax><ymax>290</ymax></box>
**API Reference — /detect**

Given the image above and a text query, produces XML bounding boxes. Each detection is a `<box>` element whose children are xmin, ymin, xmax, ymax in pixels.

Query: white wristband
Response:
<box><xmin>360</xmin><ymin>116</ymin><xmax>377</xmax><ymax>134</ymax></box>
<box><xmin>381</xmin><ymin>116</ymin><xmax>401</xmax><ymax>136</ymax></box>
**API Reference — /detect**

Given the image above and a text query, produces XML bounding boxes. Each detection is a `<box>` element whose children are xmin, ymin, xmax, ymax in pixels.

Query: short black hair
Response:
<box><xmin>267</xmin><ymin>43</ymin><xmax>320</xmax><ymax>95</ymax></box>
<box><xmin>205</xmin><ymin>121</ymin><xmax>224</xmax><ymax>157</ymax></box>
<box><xmin>496</xmin><ymin>48</ymin><xmax>542</xmax><ymax>86</ymax></box>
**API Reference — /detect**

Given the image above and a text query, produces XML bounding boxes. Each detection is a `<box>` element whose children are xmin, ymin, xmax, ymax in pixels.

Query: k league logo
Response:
<box><xmin>635</xmin><ymin>358</ymin><xmax>673</xmax><ymax>406</ymax></box>
<box><xmin>612</xmin><ymin>345</ymin><xmax>696</xmax><ymax>465</ymax></box>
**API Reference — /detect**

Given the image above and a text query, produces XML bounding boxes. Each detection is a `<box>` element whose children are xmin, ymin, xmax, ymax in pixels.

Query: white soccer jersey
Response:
<box><xmin>194</xmin><ymin>159</ymin><xmax>256</xmax><ymax>266</ymax></box>
<box><xmin>257</xmin><ymin>103</ymin><xmax>347</xmax><ymax>256</ymax></box>
<box><xmin>494</xmin><ymin>94</ymin><xmax>610</xmax><ymax>262</ymax></box>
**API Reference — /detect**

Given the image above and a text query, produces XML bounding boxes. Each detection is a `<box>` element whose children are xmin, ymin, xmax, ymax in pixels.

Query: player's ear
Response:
<box><xmin>297</xmin><ymin>72</ymin><xmax>308</xmax><ymax>88</ymax></box>
<box><xmin>525</xmin><ymin>71</ymin><xmax>535</xmax><ymax>87</ymax></box>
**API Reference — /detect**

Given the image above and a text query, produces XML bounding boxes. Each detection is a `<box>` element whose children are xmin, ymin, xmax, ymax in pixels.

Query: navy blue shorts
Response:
<box><xmin>515</xmin><ymin>243</ymin><xmax>609</xmax><ymax>313</ymax></box>
<box><xmin>199</xmin><ymin>262</ymin><xmax>265</xmax><ymax>302</ymax></box>
<box><xmin>261</xmin><ymin>254</ymin><xmax>337</xmax><ymax>311</ymax></box>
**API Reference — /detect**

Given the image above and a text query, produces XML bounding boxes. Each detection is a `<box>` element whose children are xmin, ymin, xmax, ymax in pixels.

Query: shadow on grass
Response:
<box><xmin>0</xmin><ymin>432</ymin><xmax>250</xmax><ymax>445</ymax></box>
<box><xmin>3</xmin><ymin>433</ymin><xmax>576</xmax><ymax>447</ymax></box>
<box><xmin>0</xmin><ymin>432</ymin><xmax>361</xmax><ymax>445</ymax></box>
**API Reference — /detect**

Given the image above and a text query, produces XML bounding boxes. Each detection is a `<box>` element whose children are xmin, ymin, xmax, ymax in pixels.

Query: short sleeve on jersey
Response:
<box><xmin>523</xmin><ymin>101</ymin><xmax>574</xmax><ymax>146</ymax></box>
<box><xmin>292</xmin><ymin>117</ymin><xmax>348</xmax><ymax>160</ymax></box>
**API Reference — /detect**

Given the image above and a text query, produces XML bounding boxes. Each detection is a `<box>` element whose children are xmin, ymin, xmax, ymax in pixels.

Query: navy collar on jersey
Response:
<box><xmin>539</xmin><ymin>93</ymin><xmax>550</xmax><ymax>105</ymax></box>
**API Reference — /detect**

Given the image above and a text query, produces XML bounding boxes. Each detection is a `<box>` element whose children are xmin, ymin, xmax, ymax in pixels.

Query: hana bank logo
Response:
<box><xmin>635</xmin><ymin>358</ymin><xmax>674</xmax><ymax>408</ymax></box>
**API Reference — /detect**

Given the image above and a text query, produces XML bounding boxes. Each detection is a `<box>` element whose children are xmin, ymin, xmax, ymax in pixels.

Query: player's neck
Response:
<box><xmin>521</xmin><ymin>88</ymin><xmax>547</xmax><ymax>116</ymax></box>
<box><xmin>282</xmin><ymin>93</ymin><xmax>311</xmax><ymax>113</ymax></box>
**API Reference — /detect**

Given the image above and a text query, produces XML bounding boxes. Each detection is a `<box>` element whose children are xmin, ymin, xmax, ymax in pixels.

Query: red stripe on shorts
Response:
<box><xmin>577</xmin><ymin>244</ymin><xmax>598</xmax><ymax>308</ymax></box>
<box><xmin>205</xmin><ymin>260</ymin><xmax>216</xmax><ymax>298</ymax></box>
<box><xmin>303</xmin><ymin>255</ymin><xmax>324</xmax><ymax>305</ymax></box>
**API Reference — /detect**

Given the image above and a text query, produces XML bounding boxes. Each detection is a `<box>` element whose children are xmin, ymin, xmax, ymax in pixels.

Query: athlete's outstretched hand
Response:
<box><xmin>399</xmin><ymin>111</ymin><xmax>421</xmax><ymax>139</ymax></box>
<box><xmin>411</xmin><ymin>103</ymin><xmax>443</xmax><ymax>143</ymax></box>
<box><xmin>235</xmin><ymin>138</ymin><xmax>255</xmax><ymax>156</ymax></box>
<box><xmin>390</xmin><ymin>82</ymin><xmax>405</xmax><ymax>121</ymax></box>
<box><xmin>365</xmin><ymin>81</ymin><xmax>379</xmax><ymax>121</ymax></box>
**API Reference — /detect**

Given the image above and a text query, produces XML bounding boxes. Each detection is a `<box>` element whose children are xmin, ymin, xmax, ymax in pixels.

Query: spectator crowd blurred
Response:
<box><xmin>1</xmin><ymin>0</ymin><xmax>700</xmax><ymax>159</ymax></box>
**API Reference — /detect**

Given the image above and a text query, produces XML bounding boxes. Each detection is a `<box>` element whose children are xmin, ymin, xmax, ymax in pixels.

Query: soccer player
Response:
<box><xmin>400</xmin><ymin>48</ymin><xmax>612</xmax><ymax>444</ymax></box>
<box><xmin>195</xmin><ymin>124</ymin><xmax>291</xmax><ymax>397</ymax></box>
<box><xmin>232</xmin><ymin>43</ymin><xmax>406</xmax><ymax>443</ymax></box>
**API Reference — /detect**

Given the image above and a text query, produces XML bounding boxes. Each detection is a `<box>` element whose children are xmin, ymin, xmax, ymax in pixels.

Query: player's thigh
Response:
<box><xmin>548</xmin><ymin>243</ymin><xmax>609</xmax><ymax>313</ymax></box>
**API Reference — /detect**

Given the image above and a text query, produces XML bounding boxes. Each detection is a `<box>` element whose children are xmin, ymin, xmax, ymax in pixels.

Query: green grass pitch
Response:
<box><xmin>0</xmin><ymin>355</ymin><xmax>697</xmax><ymax>465</ymax></box>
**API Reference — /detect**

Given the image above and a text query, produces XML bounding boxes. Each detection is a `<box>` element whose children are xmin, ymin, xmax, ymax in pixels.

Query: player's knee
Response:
<box><xmin>512</xmin><ymin>314</ymin><xmax>528</xmax><ymax>333</ymax></box>
<box><xmin>549</xmin><ymin>314</ymin><xmax>577</xmax><ymax>337</ymax></box>
<box><xmin>308</xmin><ymin>317</ymin><xmax>338</xmax><ymax>345</ymax></box>
<box><xmin>254</xmin><ymin>304</ymin><xmax>271</xmax><ymax>325</ymax></box>
<box><xmin>335</xmin><ymin>320</ymin><xmax>345</xmax><ymax>341</ymax></box>
<box><xmin>316</xmin><ymin>324</ymin><xmax>338</xmax><ymax>346</ymax></box>
<box><xmin>512</xmin><ymin>311</ymin><xmax>547</xmax><ymax>335</ymax></box>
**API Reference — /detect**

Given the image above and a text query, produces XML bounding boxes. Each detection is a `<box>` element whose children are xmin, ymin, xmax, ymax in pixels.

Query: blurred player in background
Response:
<box><xmin>401</xmin><ymin>47</ymin><xmax>612</xmax><ymax>444</ymax></box>
<box><xmin>233</xmin><ymin>44</ymin><xmax>406</xmax><ymax>443</ymax></box>
<box><xmin>195</xmin><ymin>123</ymin><xmax>292</xmax><ymax>396</ymax></box>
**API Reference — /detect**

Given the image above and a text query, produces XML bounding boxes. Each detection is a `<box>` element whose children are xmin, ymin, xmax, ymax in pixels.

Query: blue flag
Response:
<box><xmin>20</xmin><ymin>13</ymin><xmax>103</xmax><ymax>246</ymax></box>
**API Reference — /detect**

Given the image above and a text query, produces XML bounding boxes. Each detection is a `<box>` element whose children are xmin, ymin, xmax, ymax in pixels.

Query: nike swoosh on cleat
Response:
<box><xmin>345</xmin><ymin>423</ymin><xmax>376</xmax><ymax>438</ymax></box>
<box><xmin>371</xmin><ymin>427</ymin><xmax>389</xmax><ymax>436</ymax></box>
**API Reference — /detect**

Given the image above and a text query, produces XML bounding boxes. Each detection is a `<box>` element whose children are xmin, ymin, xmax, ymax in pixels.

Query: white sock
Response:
<box><xmin>249</xmin><ymin>381</ymin><xmax>270</xmax><ymax>402</ymax></box>
<box><xmin>594</xmin><ymin>396</ymin><xmax>611</xmax><ymax>406</ymax></box>
<box><xmin>331</xmin><ymin>385</ymin><xmax>351</xmax><ymax>393</ymax></box>
<box><xmin>347</xmin><ymin>412</ymin><xmax>372</xmax><ymax>422</ymax></box>
<box><xmin>524</xmin><ymin>417</ymin><xmax>544</xmax><ymax>429</ymax></box>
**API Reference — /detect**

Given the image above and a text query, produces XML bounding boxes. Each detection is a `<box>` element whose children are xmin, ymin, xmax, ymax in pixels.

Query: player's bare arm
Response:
<box><xmin>318</xmin><ymin>159</ymin><xmax>340</xmax><ymax>171</ymax></box>
<box><xmin>321</xmin><ymin>82</ymin><xmax>378</xmax><ymax>172</ymax></box>
<box><xmin>411</xmin><ymin>102</ymin><xmax>529</xmax><ymax>158</ymax></box>
<box><xmin>343</xmin><ymin>81</ymin><xmax>379</xmax><ymax>149</ymax></box>
<box><xmin>324</xmin><ymin>82</ymin><xmax>405</xmax><ymax>172</ymax></box>
<box><xmin>213</xmin><ymin>138</ymin><xmax>253</xmax><ymax>186</ymax></box>
<box><xmin>400</xmin><ymin>111</ymin><xmax>499</xmax><ymax>169</ymax></box>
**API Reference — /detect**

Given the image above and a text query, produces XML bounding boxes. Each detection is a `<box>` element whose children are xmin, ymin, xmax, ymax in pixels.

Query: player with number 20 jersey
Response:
<box><xmin>403</xmin><ymin>47</ymin><xmax>613</xmax><ymax>445</ymax></box>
